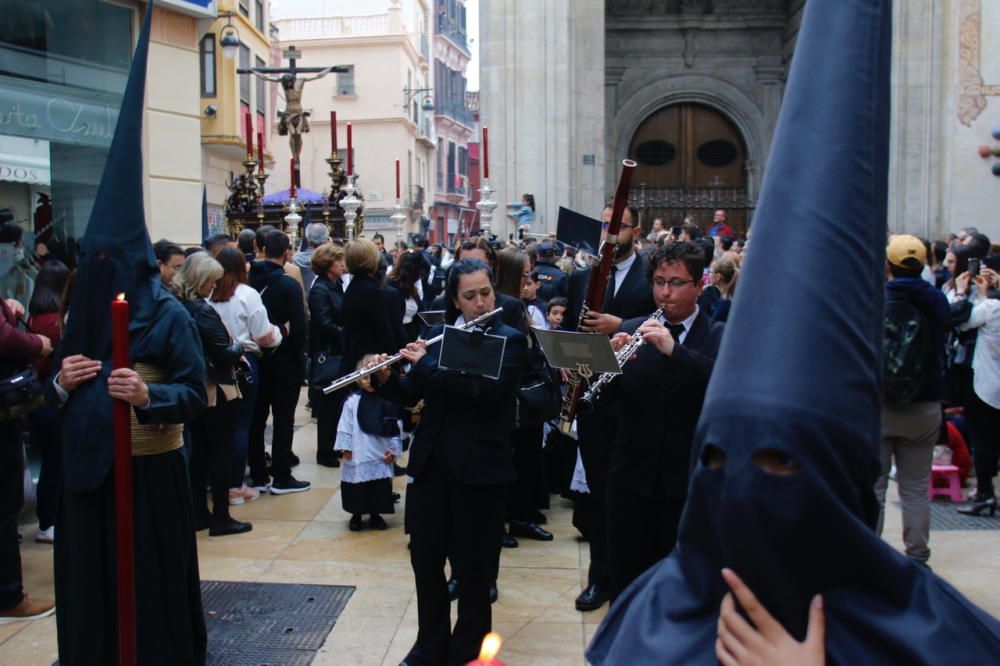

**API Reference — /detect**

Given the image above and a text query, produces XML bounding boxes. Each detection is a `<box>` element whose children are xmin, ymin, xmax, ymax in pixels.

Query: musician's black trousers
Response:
<box><xmin>406</xmin><ymin>445</ymin><xmax>506</xmax><ymax>666</ymax></box>
<box><xmin>577</xmin><ymin>410</ymin><xmax>615</xmax><ymax>589</ymax></box>
<box><xmin>606</xmin><ymin>483</ymin><xmax>685</xmax><ymax>602</ymax></box>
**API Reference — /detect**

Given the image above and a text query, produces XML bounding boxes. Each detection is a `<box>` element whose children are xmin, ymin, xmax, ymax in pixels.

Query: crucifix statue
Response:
<box><xmin>238</xmin><ymin>46</ymin><xmax>347</xmax><ymax>163</ymax></box>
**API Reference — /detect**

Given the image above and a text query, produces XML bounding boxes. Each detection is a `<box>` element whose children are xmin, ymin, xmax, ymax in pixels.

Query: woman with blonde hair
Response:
<box><xmin>309</xmin><ymin>243</ymin><xmax>348</xmax><ymax>467</ymax></box>
<box><xmin>173</xmin><ymin>251</ymin><xmax>252</xmax><ymax>535</ymax></box>
<box><xmin>709</xmin><ymin>253</ymin><xmax>740</xmax><ymax>323</ymax></box>
<box><xmin>341</xmin><ymin>238</ymin><xmax>405</xmax><ymax>378</ymax></box>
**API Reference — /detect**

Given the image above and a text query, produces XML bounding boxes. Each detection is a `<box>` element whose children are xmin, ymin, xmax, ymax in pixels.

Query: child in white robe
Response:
<box><xmin>335</xmin><ymin>355</ymin><xmax>403</xmax><ymax>531</ymax></box>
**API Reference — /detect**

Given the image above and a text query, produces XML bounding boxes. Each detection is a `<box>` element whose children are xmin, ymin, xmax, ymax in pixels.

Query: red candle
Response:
<box><xmin>256</xmin><ymin>131</ymin><xmax>264</xmax><ymax>172</ymax></box>
<box><xmin>346</xmin><ymin>122</ymin><xmax>353</xmax><ymax>175</ymax></box>
<box><xmin>290</xmin><ymin>158</ymin><xmax>297</xmax><ymax>197</ymax></box>
<box><xmin>331</xmin><ymin>111</ymin><xmax>338</xmax><ymax>154</ymax></box>
<box><xmin>245</xmin><ymin>113</ymin><xmax>254</xmax><ymax>159</ymax></box>
<box><xmin>482</xmin><ymin>126</ymin><xmax>490</xmax><ymax>180</ymax></box>
<box><xmin>111</xmin><ymin>293</ymin><xmax>136</xmax><ymax>666</ymax></box>
<box><xmin>395</xmin><ymin>159</ymin><xmax>401</xmax><ymax>199</ymax></box>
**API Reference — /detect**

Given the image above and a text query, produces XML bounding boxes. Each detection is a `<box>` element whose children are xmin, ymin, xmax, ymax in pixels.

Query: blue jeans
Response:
<box><xmin>231</xmin><ymin>354</ymin><xmax>259</xmax><ymax>487</ymax></box>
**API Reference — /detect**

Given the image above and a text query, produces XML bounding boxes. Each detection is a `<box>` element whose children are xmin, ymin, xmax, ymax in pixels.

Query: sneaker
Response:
<box><xmin>34</xmin><ymin>526</ymin><xmax>54</xmax><ymax>544</ymax></box>
<box><xmin>249</xmin><ymin>477</ymin><xmax>272</xmax><ymax>492</ymax></box>
<box><xmin>270</xmin><ymin>476</ymin><xmax>311</xmax><ymax>495</ymax></box>
<box><xmin>239</xmin><ymin>485</ymin><xmax>261</xmax><ymax>503</ymax></box>
<box><xmin>0</xmin><ymin>596</ymin><xmax>56</xmax><ymax>624</ymax></box>
<box><xmin>228</xmin><ymin>488</ymin><xmax>246</xmax><ymax>506</ymax></box>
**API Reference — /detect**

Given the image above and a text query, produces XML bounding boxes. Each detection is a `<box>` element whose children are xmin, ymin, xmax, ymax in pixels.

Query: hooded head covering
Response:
<box><xmin>59</xmin><ymin>4</ymin><xmax>170</xmax><ymax>492</ymax></box>
<box><xmin>588</xmin><ymin>0</ymin><xmax>1000</xmax><ymax>663</ymax></box>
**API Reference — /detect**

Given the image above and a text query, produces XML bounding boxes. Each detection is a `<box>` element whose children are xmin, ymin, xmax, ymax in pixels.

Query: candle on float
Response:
<box><xmin>257</xmin><ymin>131</ymin><xmax>264</xmax><ymax>172</ymax></box>
<box><xmin>482</xmin><ymin>126</ymin><xmax>489</xmax><ymax>180</ymax></box>
<box><xmin>245</xmin><ymin>113</ymin><xmax>254</xmax><ymax>159</ymax></box>
<box><xmin>111</xmin><ymin>293</ymin><xmax>136</xmax><ymax>666</ymax></box>
<box><xmin>467</xmin><ymin>632</ymin><xmax>504</xmax><ymax>666</ymax></box>
<box><xmin>290</xmin><ymin>158</ymin><xmax>297</xmax><ymax>198</ymax></box>
<box><xmin>346</xmin><ymin>122</ymin><xmax>353</xmax><ymax>175</ymax></box>
<box><xmin>395</xmin><ymin>159</ymin><xmax>401</xmax><ymax>199</ymax></box>
<box><xmin>331</xmin><ymin>111</ymin><xmax>338</xmax><ymax>154</ymax></box>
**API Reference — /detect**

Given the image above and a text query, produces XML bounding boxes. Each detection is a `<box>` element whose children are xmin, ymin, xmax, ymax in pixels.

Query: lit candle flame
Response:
<box><xmin>116</xmin><ymin>293</ymin><xmax>126</xmax><ymax>302</ymax></box>
<box><xmin>478</xmin><ymin>632</ymin><xmax>502</xmax><ymax>661</ymax></box>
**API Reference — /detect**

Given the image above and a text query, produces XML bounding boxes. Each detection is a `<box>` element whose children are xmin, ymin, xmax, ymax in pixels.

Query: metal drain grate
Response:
<box><xmin>893</xmin><ymin>501</ymin><xmax>1000</xmax><ymax>531</ymax></box>
<box><xmin>203</xmin><ymin>581</ymin><xmax>354</xmax><ymax>665</ymax></box>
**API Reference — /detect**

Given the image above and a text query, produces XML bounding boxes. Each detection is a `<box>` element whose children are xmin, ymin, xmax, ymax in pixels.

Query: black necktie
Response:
<box><xmin>603</xmin><ymin>265</ymin><xmax>619</xmax><ymax>311</ymax></box>
<box><xmin>667</xmin><ymin>323</ymin><xmax>686</xmax><ymax>340</ymax></box>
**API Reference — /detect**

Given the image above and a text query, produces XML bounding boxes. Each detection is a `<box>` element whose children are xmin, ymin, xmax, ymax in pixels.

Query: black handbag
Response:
<box><xmin>517</xmin><ymin>328</ymin><xmax>562</xmax><ymax>426</ymax></box>
<box><xmin>0</xmin><ymin>366</ymin><xmax>45</xmax><ymax>421</ymax></box>
<box><xmin>309</xmin><ymin>351</ymin><xmax>342</xmax><ymax>390</ymax></box>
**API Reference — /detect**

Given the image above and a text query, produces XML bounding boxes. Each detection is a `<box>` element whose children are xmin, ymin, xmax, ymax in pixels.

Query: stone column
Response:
<box><xmin>888</xmin><ymin>0</ymin><xmax>944</xmax><ymax>238</ymax></box>
<box><xmin>479</xmin><ymin>0</ymin><xmax>605</xmax><ymax>236</ymax></box>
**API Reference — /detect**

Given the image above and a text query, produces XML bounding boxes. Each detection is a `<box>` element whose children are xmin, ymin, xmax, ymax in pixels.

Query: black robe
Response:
<box><xmin>54</xmin><ymin>291</ymin><xmax>208</xmax><ymax>665</ymax></box>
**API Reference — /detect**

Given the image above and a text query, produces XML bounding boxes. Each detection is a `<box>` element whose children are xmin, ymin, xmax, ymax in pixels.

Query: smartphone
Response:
<box><xmin>968</xmin><ymin>258</ymin><xmax>981</xmax><ymax>277</ymax></box>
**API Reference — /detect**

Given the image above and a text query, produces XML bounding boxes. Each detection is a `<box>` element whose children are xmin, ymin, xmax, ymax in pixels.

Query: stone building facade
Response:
<box><xmin>480</xmin><ymin>0</ymin><xmax>1000</xmax><ymax>241</ymax></box>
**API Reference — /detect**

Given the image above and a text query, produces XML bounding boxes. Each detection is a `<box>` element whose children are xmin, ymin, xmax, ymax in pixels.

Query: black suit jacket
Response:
<box><xmin>378</xmin><ymin>319</ymin><xmax>527</xmax><ymax>485</ymax></box>
<box><xmin>563</xmin><ymin>254</ymin><xmax>655</xmax><ymax>331</ymax></box>
<box><xmin>341</xmin><ymin>274</ymin><xmax>406</xmax><ymax>376</ymax></box>
<box><xmin>607</xmin><ymin>310</ymin><xmax>723</xmax><ymax>499</ymax></box>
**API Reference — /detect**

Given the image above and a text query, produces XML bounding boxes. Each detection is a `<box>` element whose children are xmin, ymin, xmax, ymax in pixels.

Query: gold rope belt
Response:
<box><xmin>129</xmin><ymin>362</ymin><xmax>184</xmax><ymax>457</ymax></box>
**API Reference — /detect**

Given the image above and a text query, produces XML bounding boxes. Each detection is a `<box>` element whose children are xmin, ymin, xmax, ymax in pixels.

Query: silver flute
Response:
<box><xmin>322</xmin><ymin>307</ymin><xmax>504</xmax><ymax>395</ymax></box>
<box><xmin>577</xmin><ymin>308</ymin><xmax>663</xmax><ymax>412</ymax></box>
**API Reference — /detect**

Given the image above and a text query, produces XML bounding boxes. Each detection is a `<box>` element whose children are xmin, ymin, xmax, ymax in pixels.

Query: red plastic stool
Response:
<box><xmin>928</xmin><ymin>465</ymin><xmax>963</xmax><ymax>502</ymax></box>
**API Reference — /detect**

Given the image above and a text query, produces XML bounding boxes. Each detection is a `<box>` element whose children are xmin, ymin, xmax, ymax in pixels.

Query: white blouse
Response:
<box><xmin>334</xmin><ymin>392</ymin><xmax>403</xmax><ymax>483</ymax></box>
<box><xmin>208</xmin><ymin>283</ymin><xmax>281</xmax><ymax>356</ymax></box>
<box><xmin>960</xmin><ymin>298</ymin><xmax>1000</xmax><ymax>409</ymax></box>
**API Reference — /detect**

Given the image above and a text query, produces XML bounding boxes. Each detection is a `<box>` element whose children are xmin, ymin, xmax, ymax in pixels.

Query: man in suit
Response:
<box><xmin>565</xmin><ymin>204</ymin><xmax>656</xmax><ymax>612</ymax></box>
<box><xmin>605</xmin><ymin>242</ymin><xmax>723</xmax><ymax>601</ymax></box>
<box><xmin>377</xmin><ymin>259</ymin><xmax>527</xmax><ymax>666</ymax></box>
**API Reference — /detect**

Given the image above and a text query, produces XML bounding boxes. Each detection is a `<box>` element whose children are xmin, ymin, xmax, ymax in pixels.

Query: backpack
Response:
<box><xmin>883</xmin><ymin>297</ymin><xmax>933</xmax><ymax>405</ymax></box>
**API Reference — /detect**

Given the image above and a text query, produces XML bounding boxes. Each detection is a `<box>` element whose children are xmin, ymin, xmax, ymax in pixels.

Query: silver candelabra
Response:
<box><xmin>390</xmin><ymin>198</ymin><xmax>407</xmax><ymax>245</ymax></box>
<box><xmin>341</xmin><ymin>175</ymin><xmax>362</xmax><ymax>240</ymax></box>
<box><xmin>476</xmin><ymin>179</ymin><xmax>498</xmax><ymax>236</ymax></box>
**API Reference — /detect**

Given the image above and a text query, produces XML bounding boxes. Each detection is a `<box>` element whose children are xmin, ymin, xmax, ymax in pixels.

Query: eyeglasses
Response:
<box><xmin>653</xmin><ymin>277</ymin><xmax>698</xmax><ymax>289</ymax></box>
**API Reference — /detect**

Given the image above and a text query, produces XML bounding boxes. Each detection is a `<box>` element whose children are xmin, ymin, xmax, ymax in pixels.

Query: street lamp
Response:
<box><xmin>218</xmin><ymin>13</ymin><xmax>241</xmax><ymax>60</ymax></box>
<box><xmin>403</xmin><ymin>87</ymin><xmax>435</xmax><ymax>113</ymax></box>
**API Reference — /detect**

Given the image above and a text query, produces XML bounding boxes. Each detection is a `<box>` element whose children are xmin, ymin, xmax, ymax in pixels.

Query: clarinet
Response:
<box><xmin>577</xmin><ymin>308</ymin><xmax>662</xmax><ymax>413</ymax></box>
<box><xmin>558</xmin><ymin>159</ymin><xmax>636</xmax><ymax>433</ymax></box>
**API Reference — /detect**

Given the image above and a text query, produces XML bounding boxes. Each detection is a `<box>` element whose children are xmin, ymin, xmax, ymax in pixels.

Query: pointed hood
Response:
<box><xmin>62</xmin><ymin>2</ymin><xmax>157</xmax><ymax>361</ymax></box>
<box><xmin>588</xmin><ymin>1</ymin><xmax>1000</xmax><ymax>663</ymax></box>
<box><xmin>59</xmin><ymin>4</ymin><xmax>166</xmax><ymax>492</ymax></box>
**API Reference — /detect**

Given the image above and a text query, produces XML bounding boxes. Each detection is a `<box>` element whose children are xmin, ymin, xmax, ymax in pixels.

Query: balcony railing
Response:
<box><xmin>275</xmin><ymin>14</ymin><xmax>389</xmax><ymax>41</ymax></box>
<box><xmin>435</xmin><ymin>99</ymin><xmax>473</xmax><ymax>127</ymax></box>
<box><xmin>436</xmin><ymin>15</ymin><xmax>469</xmax><ymax>53</ymax></box>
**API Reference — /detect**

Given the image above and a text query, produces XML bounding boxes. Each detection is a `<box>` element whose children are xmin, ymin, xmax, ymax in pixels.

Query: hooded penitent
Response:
<box><xmin>58</xmin><ymin>5</ymin><xmax>179</xmax><ymax>491</ymax></box>
<box><xmin>587</xmin><ymin>0</ymin><xmax>1000</xmax><ymax>663</ymax></box>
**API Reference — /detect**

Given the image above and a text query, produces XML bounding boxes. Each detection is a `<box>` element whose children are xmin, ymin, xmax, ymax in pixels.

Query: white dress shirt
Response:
<box><xmin>612</xmin><ymin>252</ymin><xmax>637</xmax><ymax>297</ymax></box>
<box><xmin>960</xmin><ymin>298</ymin><xmax>1000</xmax><ymax>409</ymax></box>
<box><xmin>659</xmin><ymin>305</ymin><xmax>700</xmax><ymax>345</ymax></box>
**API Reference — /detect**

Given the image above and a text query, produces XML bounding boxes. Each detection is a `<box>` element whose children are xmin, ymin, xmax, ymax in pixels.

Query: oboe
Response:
<box><xmin>322</xmin><ymin>307</ymin><xmax>503</xmax><ymax>395</ymax></box>
<box><xmin>577</xmin><ymin>308</ymin><xmax>663</xmax><ymax>413</ymax></box>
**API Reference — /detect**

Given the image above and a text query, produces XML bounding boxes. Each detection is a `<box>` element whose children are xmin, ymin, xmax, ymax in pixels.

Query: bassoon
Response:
<box><xmin>558</xmin><ymin>159</ymin><xmax>636</xmax><ymax>433</ymax></box>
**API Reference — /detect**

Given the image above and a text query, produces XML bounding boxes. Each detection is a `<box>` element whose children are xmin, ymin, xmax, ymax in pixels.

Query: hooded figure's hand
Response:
<box><xmin>715</xmin><ymin>568</ymin><xmax>825</xmax><ymax>666</ymax></box>
<box><xmin>108</xmin><ymin>367</ymin><xmax>150</xmax><ymax>407</ymax></box>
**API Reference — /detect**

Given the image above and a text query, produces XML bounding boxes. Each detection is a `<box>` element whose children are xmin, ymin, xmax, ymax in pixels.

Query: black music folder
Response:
<box><xmin>438</xmin><ymin>326</ymin><xmax>506</xmax><ymax>379</ymax></box>
<box><xmin>556</xmin><ymin>207</ymin><xmax>603</xmax><ymax>255</ymax></box>
<box><xmin>417</xmin><ymin>310</ymin><xmax>448</xmax><ymax>327</ymax></box>
<box><xmin>532</xmin><ymin>328</ymin><xmax>621</xmax><ymax>374</ymax></box>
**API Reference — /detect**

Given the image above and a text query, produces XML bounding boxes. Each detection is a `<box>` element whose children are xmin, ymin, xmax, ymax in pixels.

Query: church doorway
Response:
<box><xmin>627</xmin><ymin>103</ymin><xmax>752</xmax><ymax>236</ymax></box>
